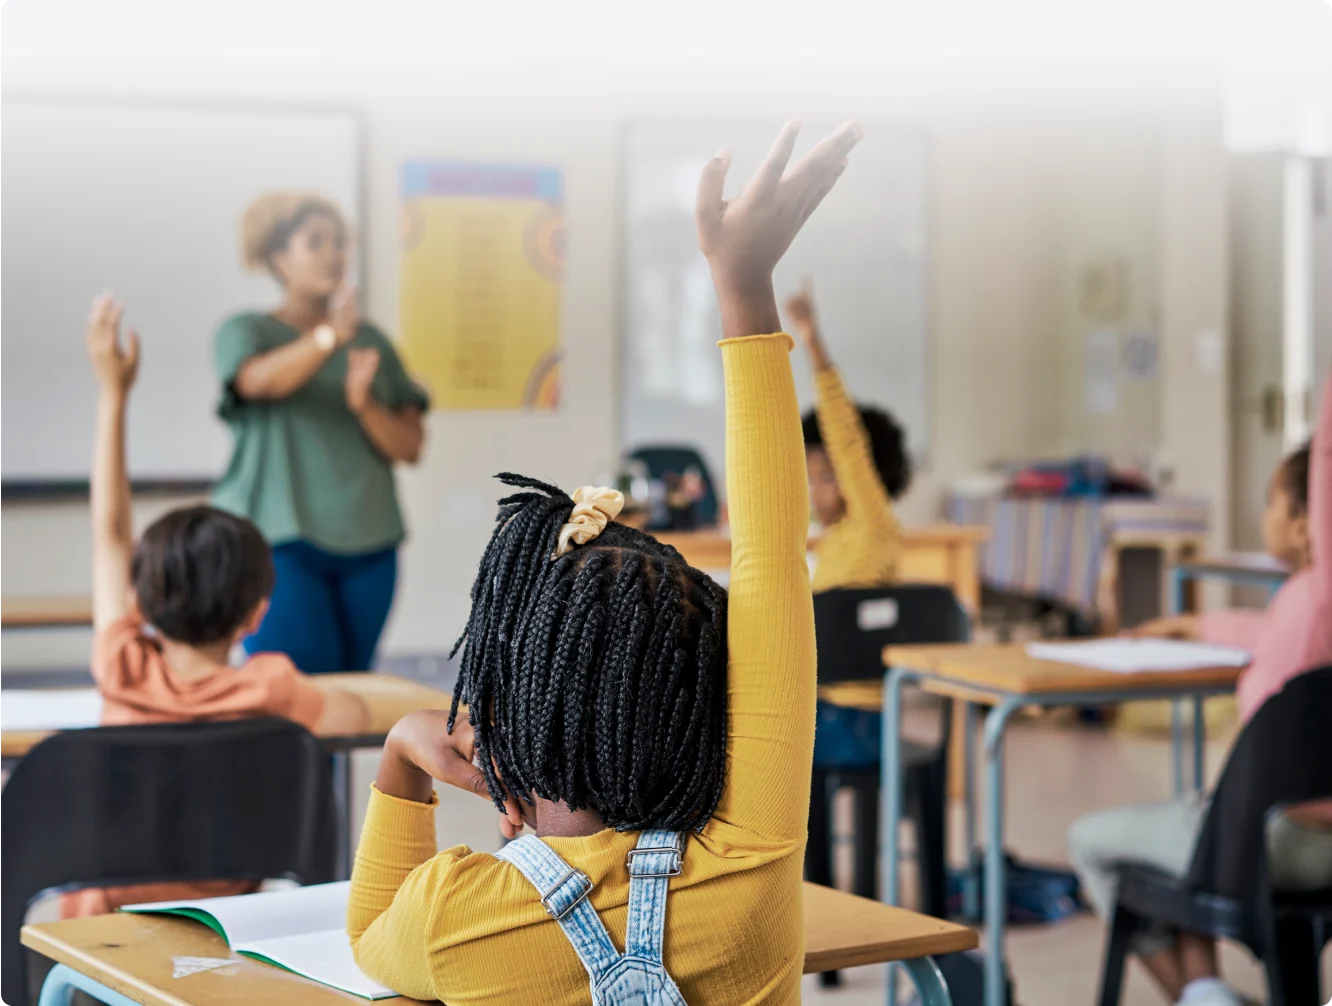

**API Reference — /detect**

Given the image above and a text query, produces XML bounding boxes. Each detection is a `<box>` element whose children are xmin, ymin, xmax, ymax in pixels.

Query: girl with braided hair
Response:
<box><xmin>347</xmin><ymin>120</ymin><xmax>863</xmax><ymax>1005</ymax></box>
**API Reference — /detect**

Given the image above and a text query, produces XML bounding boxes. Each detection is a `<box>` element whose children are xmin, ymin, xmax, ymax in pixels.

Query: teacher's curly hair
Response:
<box><xmin>240</xmin><ymin>191</ymin><xmax>347</xmax><ymax>274</ymax></box>
<box><xmin>449</xmin><ymin>472</ymin><xmax>729</xmax><ymax>832</ymax></box>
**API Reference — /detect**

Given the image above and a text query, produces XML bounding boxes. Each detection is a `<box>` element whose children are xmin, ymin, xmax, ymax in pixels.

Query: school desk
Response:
<box><xmin>23</xmin><ymin>884</ymin><xmax>978</xmax><ymax>1006</ymax></box>
<box><xmin>0</xmin><ymin>673</ymin><xmax>454</xmax><ymax>880</ymax></box>
<box><xmin>878</xmin><ymin>642</ymin><xmax>1243</xmax><ymax>1006</ymax></box>
<box><xmin>1</xmin><ymin>594</ymin><xmax>93</xmax><ymax>629</ymax></box>
<box><xmin>656</xmin><ymin>524</ymin><xmax>988</xmax><ymax>612</ymax></box>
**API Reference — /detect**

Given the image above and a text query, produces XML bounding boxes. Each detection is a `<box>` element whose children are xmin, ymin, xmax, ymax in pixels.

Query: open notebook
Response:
<box><xmin>1026</xmin><ymin>638</ymin><xmax>1251</xmax><ymax>674</ymax></box>
<box><xmin>122</xmin><ymin>881</ymin><xmax>394</xmax><ymax>999</ymax></box>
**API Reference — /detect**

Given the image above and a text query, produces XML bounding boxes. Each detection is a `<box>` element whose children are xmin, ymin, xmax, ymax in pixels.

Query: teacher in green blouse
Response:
<box><xmin>212</xmin><ymin>193</ymin><xmax>429</xmax><ymax>673</ymax></box>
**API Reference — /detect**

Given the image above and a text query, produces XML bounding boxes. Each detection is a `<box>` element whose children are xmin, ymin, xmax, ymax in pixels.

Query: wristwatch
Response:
<box><xmin>312</xmin><ymin>324</ymin><xmax>337</xmax><ymax>352</ymax></box>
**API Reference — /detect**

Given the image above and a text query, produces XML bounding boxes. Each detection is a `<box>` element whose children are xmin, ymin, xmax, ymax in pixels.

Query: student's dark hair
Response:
<box><xmin>1279</xmin><ymin>441</ymin><xmax>1311</xmax><ymax>515</ymax></box>
<box><xmin>132</xmin><ymin>505</ymin><xmax>275</xmax><ymax>646</ymax></box>
<box><xmin>449</xmin><ymin>473</ymin><xmax>729</xmax><ymax>832</ymax></box>
<box><xmin>802</xmin><ymin>404</ymin><xmax>913</xmax><ymax>500</ymax></box>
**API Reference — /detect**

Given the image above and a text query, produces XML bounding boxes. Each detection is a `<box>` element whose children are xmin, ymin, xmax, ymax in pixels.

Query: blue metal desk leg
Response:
<box><xmin>963</xmin><ymin>701</ymin><xmax>980</xmax><ymax>921</ymax></box>
<box><xmin>882</xmin><ymin>666</ymin><xmax>909</xmax><ymax>1006</ymax></box>
<box><xmin>1169</xmin><ymin>566</ymin><xmax>1188</xmax><ymax>797</ymax></box>
<box><xmin>983</xmin><ymin>698</ymin><xmax>1022</xmax><ymax>1006</ymax></box>
<box><xmin>332</xmin><ymin>750</ymin><xmax>354</xmax><ymax>880</ymax></box>
<box><xmin>1192</xmin><ymin>695</ymin><xmax>1206</xmax><ymax>792</ymax></box>
<box><xmin>39</xmin><ymin>963</ymin><xmax>144</xmax><ymax>1006</ymax></box>
<box><xmin>903</xmin><ymin>956</ymin><xmax>954</xmax><ymax>1006</ymax></box>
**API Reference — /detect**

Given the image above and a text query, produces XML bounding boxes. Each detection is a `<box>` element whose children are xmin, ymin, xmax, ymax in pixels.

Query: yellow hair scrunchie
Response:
<box><xmin>553</xmin><ymin>486</ymin><xmax>625</xmax><ymax>558</ymax></box>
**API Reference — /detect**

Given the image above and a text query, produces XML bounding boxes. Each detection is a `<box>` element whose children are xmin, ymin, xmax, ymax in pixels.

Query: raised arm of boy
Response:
<box><xmin>86</xmin><ymin>294</ymin><xmax>141</xmax><ymax>632</ymax></box>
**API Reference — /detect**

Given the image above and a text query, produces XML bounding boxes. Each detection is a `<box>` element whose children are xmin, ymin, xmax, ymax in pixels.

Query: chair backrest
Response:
<box><xmin>814</xmin><ymin>584</ymin><xmax>970</xmax><ymax>685</ymax></box>
<box><xmin>1184</xmin><ymin>666</ymin><xmax>1332</xmax><ymax>908</ymax></box>
<box><xmin>1</xmin><ymin>718</ymin><xmax>335</xmax><ymax>1006</ymax></box>
<box><xmin>628</xmin><ymin>445</ymin><xmax>720</xmax><ymax>528</ymax></box>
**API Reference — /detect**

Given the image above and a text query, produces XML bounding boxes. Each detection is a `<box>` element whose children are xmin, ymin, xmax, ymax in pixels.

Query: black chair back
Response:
<box><xmin>1184</xmin><ymin>665</ymin><xmax>1332</xmax><ymax>908</ymax></box>
<box><xmin>814</xmin><ymin>583</ymin><xmax>970</xmax><ymax>684</ymax></box>
<box><xmin>2</xmin><ymin>718</ymin><xmax>336</xmax><ymax>1006</ymax></box>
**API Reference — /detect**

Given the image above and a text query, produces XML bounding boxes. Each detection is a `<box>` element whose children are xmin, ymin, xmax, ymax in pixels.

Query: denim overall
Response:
<box><xmin>495</xmin><ymin>829</ymin><xmax>689</xmax><ymax>1005</ymax></box>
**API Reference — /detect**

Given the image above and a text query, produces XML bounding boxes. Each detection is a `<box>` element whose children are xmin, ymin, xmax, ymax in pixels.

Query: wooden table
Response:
<box><xmin>22</xmin><ymin>887</ymin><xmax>976</xmax><ymax>1006</ymax></box>
<box><xmin>878</xmin><ymin>642</ymin><xmax>1243</xmax><ymax>1006</ymax></box>
<box><xmin>1</xmin><ymin>594</ymin><xmax>93</xmax><ymax>629</ymax></box>
<box><xmin>1</xmin><ymin>673</ymin><xmax>455</xmax><ymax>878</ymax></box>
<box><xmin>656</xmin><ymin>524</ymin><xmax>989</xmax><ymax>612</ymax></box>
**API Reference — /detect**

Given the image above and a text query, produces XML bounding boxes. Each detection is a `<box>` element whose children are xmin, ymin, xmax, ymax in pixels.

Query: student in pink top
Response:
<box><xmin>62</xmin><ymin>294</ymin><xmax>369</xmax><ymax>919</ymax></box>
<box><xmin>1068</xmin><ymin>368</ymin><xmax>1332</xmax><ymax>1006</ymax></box>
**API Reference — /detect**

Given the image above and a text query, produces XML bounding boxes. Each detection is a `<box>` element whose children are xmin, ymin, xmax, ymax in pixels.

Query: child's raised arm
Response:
<box><xmin>86</xmin><ymin>294</ymin><xmax>141</xmax><ymax>632</ymax></box>
<box><xmin>698</xmin><ymin>122</ymin><xmax>862</xmax><ymax>840</ymax></box>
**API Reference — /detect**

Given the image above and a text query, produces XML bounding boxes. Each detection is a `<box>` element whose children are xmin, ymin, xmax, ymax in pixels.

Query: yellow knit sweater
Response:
<box><xmin>809</xmin><ymin>367</ymin><xmax>903</xmax><ymax>592</ymax></box>
<box><xmin>347</xmin><ymin>334</ymin><xmax>817</xmax><ymax>1005</ymax></box>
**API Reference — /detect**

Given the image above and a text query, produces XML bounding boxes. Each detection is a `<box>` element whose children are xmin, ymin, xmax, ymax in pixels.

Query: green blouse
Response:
<box><xmin>211</xmin><ymin>313</ymin><xmax>429</xmax><ymax>555</ymax></box>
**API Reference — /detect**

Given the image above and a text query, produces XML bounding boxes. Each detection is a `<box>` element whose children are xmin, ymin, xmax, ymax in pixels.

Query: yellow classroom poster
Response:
<box><xmin>399</xmin><ymin>163</ymin><xmax>564</xmax><ymax>410</ymax></box>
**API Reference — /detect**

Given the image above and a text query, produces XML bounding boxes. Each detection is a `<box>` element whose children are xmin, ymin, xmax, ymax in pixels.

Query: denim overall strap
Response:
<box><xmin>495</xmin><ymin>835</ymin><xmax>620</xmax><ymax>983</ymax></box>
<box><xmin>624</xmin><ymin>830</ymin><xmax>686</xmax><ymax>962</ymax></box>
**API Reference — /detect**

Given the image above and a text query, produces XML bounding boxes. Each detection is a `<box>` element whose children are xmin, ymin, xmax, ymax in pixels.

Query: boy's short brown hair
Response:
<box><xmin>132</xmin><ymin>505</ymin><xmax>274</xmax><ymax>645</ymax></box>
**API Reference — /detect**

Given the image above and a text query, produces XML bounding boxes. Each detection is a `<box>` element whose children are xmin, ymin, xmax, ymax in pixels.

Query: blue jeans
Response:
<box><xmin>245</xmin><ymin>540</ymin><xmax>398</xmax><ymax>674</ymax></box>
<box><xmin>812</xmin><ymin>698</ymin><xmax>882</xmax><ymax>768</ymax></box>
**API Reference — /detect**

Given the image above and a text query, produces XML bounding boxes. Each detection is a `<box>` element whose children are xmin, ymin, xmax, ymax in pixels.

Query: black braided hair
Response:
<box><xmin>449</xmin><ymin>473</ymin><xmax>729</xmax><ymax>832</ymax></box>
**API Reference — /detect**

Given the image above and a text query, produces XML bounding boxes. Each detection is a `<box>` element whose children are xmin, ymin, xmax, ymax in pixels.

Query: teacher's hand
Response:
<box><xmin>329</xmin><ymin>285</ymin><xmax>360</xmax><ymax>346</ymax></box>
<box><xmin>345</xmin><ymin>347</ymin><xmax>380</xmax><ymax>416</ymax></box>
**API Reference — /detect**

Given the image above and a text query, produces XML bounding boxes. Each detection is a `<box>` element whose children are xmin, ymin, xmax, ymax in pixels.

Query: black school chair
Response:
<box><xmin>2</xmin><ymin>718</ymin><xmax>337</xmax><ymax>1006</ymax></box>
<box><xmin>806</xmin><ymin>585</ymin><xmax>968</xmax><ymax>982</ymax></box>
<box><xmin>1097</xmin><ymin>666</ymin><xmax>1332</xmax><ymax>1006</ymax></box>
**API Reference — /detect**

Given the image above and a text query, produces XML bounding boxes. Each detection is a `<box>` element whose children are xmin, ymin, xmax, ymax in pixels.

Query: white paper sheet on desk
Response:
<box><xmin>1025</xmin><ymin>639</ymin><xmax>1251</xmax><ymax>673</ymax></box>
<box><xmin>0</xmin><ymin>689</ymin><xmax>102</xmax><ymax>730</ymax></box>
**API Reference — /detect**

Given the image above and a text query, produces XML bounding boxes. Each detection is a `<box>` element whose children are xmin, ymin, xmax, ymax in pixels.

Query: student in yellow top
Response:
<box><xmin>784</xmin><ymin>284</ymin><xmax>913</xmax><ymax>771</ymax></box>
<box><xmin>345</xmin><ymin>121</ymin><xmax>863</xmax><ymax>1006</ymax></box>
<box><xmin>785</xmin><ymin>282</ymin><xmax>911</xmax><ymax>592</ymax></box>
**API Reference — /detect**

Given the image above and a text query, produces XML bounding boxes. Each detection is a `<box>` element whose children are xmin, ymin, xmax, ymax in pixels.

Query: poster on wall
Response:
<box><xmin>399</xmin><ymin>162</ymin><xmax>564</xmax><ymax>411</ymax></box>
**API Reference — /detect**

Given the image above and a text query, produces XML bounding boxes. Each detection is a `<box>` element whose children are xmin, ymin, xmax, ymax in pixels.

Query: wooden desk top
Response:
<box><xmin>2</xmin><ymin>594</ymin><xmax>93</xmax><ymax>629</ymax></box>
<box><xmin>881</xmin><ymin>642</ymin><xmax>1245</xmax><ymax>698</ymax></box>
<box><xmin>0</xmin><ymin>674</ymin><xmax>454</xmax><ymax>760</ymax></box>
<box><xmin>22</xmin><ymin>887</ymin><xmax>974</xmax><ymax>1004</ymax></box>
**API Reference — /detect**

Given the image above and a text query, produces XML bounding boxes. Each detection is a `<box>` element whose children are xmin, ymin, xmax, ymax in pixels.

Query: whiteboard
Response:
<box><xmin>620</xmin><ymin>121</ymin><xmax>929</xmax><ymax>487</ymax></box>
<box><xmin>1</xmin><ymin>100</ymin><xmax>360</xmax><ymax>483</ymax></box>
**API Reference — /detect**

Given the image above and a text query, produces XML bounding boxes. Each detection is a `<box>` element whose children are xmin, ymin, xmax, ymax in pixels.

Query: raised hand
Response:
<box><xmin>345</xmin><ymin>347</ymin><xmax>380</xmax><ymax>416</ymax></box>
<box><xmin>86</xmin><ymin>292</ymin><xmax>141</xmax><ymax>395</ymax></box>
<box><xmin>696</xmin><ymin>121</ymin><xmax>861</xmax><ymax>340</ymax></box>
<box><xmin>329</xmin><ymin>285</ymin><xmax>359</xmax><ymax>346</ymax></box>
<box><xmin>697</xmin><ymin>121</ymin><xmax>862</xmax><ymax>296</ymax></box>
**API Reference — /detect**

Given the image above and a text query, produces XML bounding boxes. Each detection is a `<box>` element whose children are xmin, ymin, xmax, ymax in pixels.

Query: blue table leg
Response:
<box><xmin>983</xmin><ymin>698</ymin><xmax>1021</xmax><ymax>1006</ymax></box>
<box><xmin>962</xmin><ymin>700</ymin><xmax>980</xmax><ymax>921</ymax></box>
<box><xmin>39</xmin><ymin>963</ymin><xmax>145</xmax><ymax>1006</ymax></box>
<box><xmin>1191</xmin><ymin>694</ymin><xmax>1206</xmax><ymax>791</ymax></box>
<box><xmin>1169</xmin><ymin>565</ymin><xmax>1188</xmax><ymax>797</ymax></box>
<box><xmin>332</xmin><ymin>750</ymin><xmax>353</xmax><ymax>880</ymax></box>
<box><xmin>903</xmin><ymin>956</ymin><xmax>954</xmax><ymax>1006</ymax></box>
<box><xmin>882</xmin><ymin>666</ymin><xmax>909</xmax><ymax>1006</ymax></box>
<box><xmin>1170</xmin><ymin>700</ymin><xmax>1185</xmax><ymax>796</ymax></box>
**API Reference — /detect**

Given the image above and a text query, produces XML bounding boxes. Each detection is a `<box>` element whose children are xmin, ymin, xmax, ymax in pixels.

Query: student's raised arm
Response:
<box><xmin>86</xmin><ymin>294</ymin><xmax>140</xmax><ymax>632</ymax></box>
<box><xmin>786</xmin><ymin>282</ymin><xmax>896</xmax><ymax>524</ymax></box>
<box><xmin>698</xmin><ymin>122</ymin><xmax>863</xmax><ymax>840</ymax></box>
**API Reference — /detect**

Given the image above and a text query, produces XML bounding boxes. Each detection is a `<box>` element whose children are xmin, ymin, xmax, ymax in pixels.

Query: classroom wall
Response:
<box><xmin>0</xmin><ymin>64</ymin><xmax>1226</xmax><ymax>663</ymax></box>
